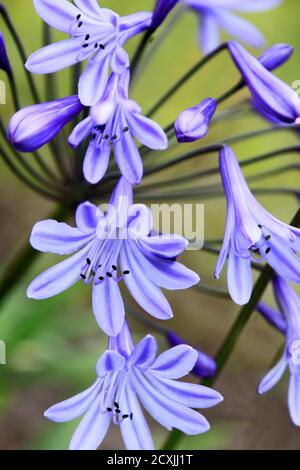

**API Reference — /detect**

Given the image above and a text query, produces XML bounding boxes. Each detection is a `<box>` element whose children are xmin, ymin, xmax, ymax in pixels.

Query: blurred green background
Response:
<box><xmin>0</xmin><ymin>0</ymin><xmax>299</xmax><ymax>450</ymax></box>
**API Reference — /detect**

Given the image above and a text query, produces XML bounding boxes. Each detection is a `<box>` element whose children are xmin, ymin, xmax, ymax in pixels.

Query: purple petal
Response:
<box><xmin>258</xmin><ymin>356</ymin><xmax>287</xmax><ymax>394</ymax></box>
<box><xmin>68</xmin><ymin>117</ymin><xmax>94</xmax><ymax>149</ymax></box>
<box><xmin>83</xmin><ymin>143</ymin><xmax>110</xmax><ymax>184</ymax></box>
<box><xmin>107</xmin><ymin>177</ymin><xmax>133</xmax><ymax>227</ymax></box>
<box><xmin>75</xmin><ymin>201</ymin><xmax>101</xmax><ymax>233</ymax></box>
<box><xmin>130</xmin><ymin>368</ymin><xmax>210</xmax><ymax>434</ymax></box>
<box><xmin>227</xmin><ymin>250</ymin><xmax>252</xmax><ymax>305</ymax></box>
<box><xmin>74</xmin><ymin>0</ymin><xmax>103</xmax><ymax>18</ymax></box>
<box><xmin>27</xmin><ymin>245</ymin><xmax>90</xmax><ymax>300</ymax></box>
<box><xmin>33</xmin><ymin>0</ymin><xmax>79</xmax><ymax>33</ymax></box>
<box><xmin>26</xmin><ymin>39</ymin><xmax>80</xmax><ymax>74</ymax></box>
<box><xmin>0</xmin><ymin>32</ymin><xmax>11</xmax><ymax>74</ymax></box>
<box><xmin>259</xmin><ymin>44</ymin><xmax>294</xmax><ymax>72</ymax></box>
<box><xmin>265</xmin><ymin>237</ymin><xmax>300</xmax><ymax>284</ymax></box>
<box><xmin>78</xmin><ymin>58</ymin><xmax>110</xmax><ymax>106</ymax></box>
<box><xmin>125</xmin><ymin>111</ymin><xmax>168</xmax><ymax>150</ymax></box>
<box><xmin>92</xmin><ymin>280</ymin><xmax>125</xmax><ymax>336</ymax></box>
<box><xmin>96</xmin><ymin>350</ymin><xmax>125</xmax><ymax>377</ymax></box>
<box><xmin>151</xmin><ymin>0</ymin><xmax>179</xmax><ymax>30</ymax></box>
<box><xmin>120</xmin><ymin>384</ymin><xmax>154</xmax><ymax>450</ymax></box>
<box><xmin>69</xmin><ymin>395</ymin><xmax>111</xmax><ymax>450</ymax></box>
<box><xmin>257</xmin><ymin>303</ymin><xmax>287</xmax><ymax>334</ymax></box>
<box><xmin>30</xmin><ymin>219</ymin><xmax>94</xmax><ymax>255</ymax></box>
<box><xmin>175</xmin><ymin>98</ymin><xmax>217</xmax><ymax>143</ymax></box>
<box><xmin>139</xmin><ymin>234</ymin><xmax>188</xmax><ymax>258</ymax></box>
<box><xmin>150</xmin><ymin>345</ymin><xmax>197</xmax><ymax>379</ymax></box>
<box><xmin>198</xmin><ymin>13</ymin><xmax>220</xmax><ymax>54</ymax></box>
<box><xmin>44</xmin><ymin>378</ymin><xmax>101</xmax><ymax>422</ymax></box>
<box><xmin>120</xmin><ymin>243</ymin><xmax>173</xmax><ymax>320</ymax></box>
<box><xmin>288</xmin><ymin>374</ymin><xmax>300</xmax><ymax>426</ymax></box>
<box><xmin>128</xmin><ymin>335</ymin><xmax>158</xmax><ymax>369</ymax></box>
<box><xmin>146</xmin><ymin>373</ymin><xmax>223</xmax><ymax>408</ymax></box>
<box><xmin>111</xmin><ymin>46</ymin><xmax>129</xmax><ymax>75</ymax></box>
<box><xmin>113</xmin><ymin>125</ymin><xmax>143</xmax><ymax>185</ymax></box>
<box><xmin>215</xmin><ymin>10</ymin><xmax>265</xmax><ymax>48</ymax></box>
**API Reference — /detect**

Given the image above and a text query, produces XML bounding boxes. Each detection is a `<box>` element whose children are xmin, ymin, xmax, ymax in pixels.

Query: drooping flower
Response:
<box><xmin>0</xmin><ymin>32</ymin><xmax>11</xmax><ymax>74</ymax></box>
<box><xmin>26</xmin><ymin>0</ymin><xmax>153</xmax><ymax>106</ymax></box>
<box><xmin>45</xmin><ymin>321</ymin><xmax>223</xmax><ymax>450</ymax></box>
<box><xmin>185</xmin><ymin>0</ymin><xmax>282</xmax><ymax>53</ymax></box>
<box><xmin>167</xmin><ymin>331</ymin><xmax>217</xmax><ymax>378</ymax></box>
<box><xmin>68</xmin><ymin>71</ymin><xmax>168</xmax><ymax>184</ymax></box>
<box><xmin>228</xmin><ymin>41</ymin><xmax>300</xmax><ymax>124</ymax></box>
<box><xmin>151</xmin><ymin>0</ymin><xmax>180</xmax><ymax>30</ymax></box>
<box><xmin>258</xmin><ymin>276</ymin><xmax>300</xmax><ymax>426</ymax></box>
<box><xmin>174</xmin><ymin>97</ymin><xmax>217</xmax><ymax>143</ymax></box>
<box><xmin>8</xmin><ymin>96</ymin><xmax>84</xmax><ymax>152</ymax></box>
<box><xmin>27</xmin><ymin>178</ymin><xmax>200</xmax><ymax>336</ymax></box>
<box><xmin>214</xmin><ymin>146</ymin><xmax>300</xmax><ymax>305</ymax></box>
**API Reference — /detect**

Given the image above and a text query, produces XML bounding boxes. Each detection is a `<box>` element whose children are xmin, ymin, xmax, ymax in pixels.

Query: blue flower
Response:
<box><xmin>26</xmin><ymin>0</ymin><xmax>152</xmax><ymax>106</ymax></box>
<box><xmin>228</xmin><ymin>41</ymin><xmax>300</xmax><ymax>124</ymax></box>
<box><xmin>27</xmin><ymin>178</ymin><xmax>200</xmax><ymax>336</ymax></box>
<box><xmin>8</xmin><ymin>95</ymin><xmax>84</xmax><ymax>152</ymax></box>
<box><xmin>45</xmin><ymin>321</ymin><xmax>223</xmax><ymax>450</ymax></box>
<box><xmin>258</xmin><ymin>276</ymin><xmax>300</xmax><ymax>426</ymax></box>
<box><xmin>69</xmin><ymin>71</ymin><xmax>168</xmax><ymax>184</ymax></box>
<box><xmin>258</xmin><ymin>43</ymin><xmax>293</xmax><ymax>72</ymax></box>
<box><xmin>174</xmin><ymin>97</ymin><xmax>217</xmax><ymax>143</ymax></box>
<box><xmin>151</xmin><ymin>0</ymin><xmax>180</xmax><ymax>30</ymax></box>
<box><xmin>215</xmin><ymin>146</ymin><xmax>300</xmax><ymax>305</ymax></box>
<box><xmin>185</xmin><ymin>0</ymin><xmax>281</xmax><ymax>53</ymax></box>
<box><xmin>0</xmin><ymin>32</ymin><xmax>11</xmax><ymax>74</ymax></box>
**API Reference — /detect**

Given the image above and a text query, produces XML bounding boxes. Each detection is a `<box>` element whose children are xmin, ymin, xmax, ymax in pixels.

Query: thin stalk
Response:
<box><xmin>163</xmin><ymin>208</ymin><xmax>300</xmax><ymax>450</ymax></box>
<box><xmin>0</xmin><ymin>4</ymin><xmax>41</xmax><ymax>103</ymax></box>
<box><xmin>130</xmin><ymin>29</ymin><xmax>153</xmax><ymax>80</ymax></box>
<box><xmin>43</xmin><ymin>24</ymin><xmax>58</xmax><ymax>101</ymax></box>
<box><xmin>7</xmin><ymin>72</ymin><xmax>20</xmax><ymax>110</ymax></box>
<box><xmin>146</xmin><ymin>43</ymin><xmax>227</xmax><ymax>117</ymax></box>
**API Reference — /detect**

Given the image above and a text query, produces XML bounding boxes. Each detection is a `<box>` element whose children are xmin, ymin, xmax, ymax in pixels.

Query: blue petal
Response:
<box><xmin>288</xmin><ymin>374</ymin><xmax>300</xmax><ymax>426</ymax></box>
<box><xmin>125</xmin><ymin>111</ymin><xmax>168</xmax><ymax>150</ymax></box>
<box><xmin>68</xmin><ymin>117</ymin><xmax>94</xmax><ymax>149</ymax></box>
<box><xmin>198</xmin><ymin>13</ymin><xmax>220</xmax><ymax>53</ymax></box>
<box><xmin>149</xmin><ymin>345</ymin><xmax>197</xmax><ymax>379</ymax></box>
<box><xmin>26</xmin><ymin>39</ymin><xmax>80</xmax><ymax>74</ymax></box>
<box><xmin>45</xmin><ymin>378</ymin><xmax>102</xmax><ymax>422</ymax></box>
<box><xmin>83</xmin><ymin>142</ymin><xmax>110</xmax><ymax>184</ymax></box>
<box><xmin>215</xmin><ymin>10</ymin><xmax>265</xmax><ymax>48</ymax></box>
<box><xmin>78</xmin><ymin>58</ymin><xmax>110</xmax><ymax>106</ymax></box>
<box><xmin>69</xmin><ymin>395</ymin><xmax>111</xmax><ymax>450</ymax></box>
<box><xmin>74</xmin><ymin>0</ymin><xmax>103</xmax><ymax>18</ymax></box>
<box><xmin>75</xmin><ymin>201</ymin><xmax>102</xmax><ymax>233</ymax></box>
<box><xmin>139</xmin><ymin>235</ymin><xmax>188</xmax><ymax>258</ymax></box>
<box><xmin>257</xmin><ymin>302</ymin><xmax>287</xmax><ymax>334</ymax></box>
<box><xmin>227</xmin><ymin>249</ymin><xmax>252</xmax><ymax>305</ymax></box>
<box><xmin>96</xmin><ymin>350</ymin><xmax>126</xmax><ymax>377</ymax></box>
<box><xmin>128</xmin><ymin>335</ymin><xmax>158</xmax><ymax>369</ymax></box>
<box><xmin>258</xmin><ymin>355</ymin><xmax>287</xmax><ymax>394</ymax></box>
<box><xmin>92</xmin><ymin>279</ymin><xmax>125</xmax><ymax>336</ymax></box>
<box><xmin>30</xmin><ymin>219</ymin><xmax>94</xmax><ymax>255</ymax></box>
<box><xmin>33</xmin><ymin>0</ymin><xmax>79</xmax><ymax>33</ymax></box>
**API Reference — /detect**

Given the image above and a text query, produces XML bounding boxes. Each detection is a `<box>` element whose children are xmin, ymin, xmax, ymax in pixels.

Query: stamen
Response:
<box><xmin>123</xmin><ymin>127</ymin><xmax>129</xmax><ymax>133</ymax></box>
<box><xmin>258</xmin><ymin>224</ymin><xmax>263</xmax><ymax>229</ymax></box>
<box><xmin>94</xmin><ymin>43</ymin><xmax>98</xmax><ymax>48</ymax></box>
<box><xmin>76</xmin><ymin>14</ymin><xmax>81</xmax><ymax>20</ymax></box>
<box><xmin>99</xmin><ymin>44</ymin><xmax>105</xmax><ymax>49</ymax></box>
<box><xmin>106</xmin><ymin>272</ymin><xmax>113</xmax><ymax>278</ymax></box>
<box><xmin>85</xmin><ymin>34</ymin><xmax>90</xmax><ymax>41</ymax></box>
<box><xmin>123</xmin><ymin>270</ymin><xmax>130</xmax><ymax>275</ymax></box>
<box><xmin>80</xmin><ymin>274</ymin><xmax>87</xmax><ymax>280</ymax></box>
<box><xmin>265</xmin><ymin>235</ymin><xmax>271</xmax><ymax>241</ymax></box>
<box><xmin>99</xmin><ymin>276</ymin><xmax>105</xmax><ymax>281</ymax></box>
<box><xmin>265</xmin><ymin>247</ymin><xmax>271</xmax><ymax>254</ymax></box>
<box><xmin>107</xmin><ymin>407</ymin><xmax>112</xmax><ymax>412</ymax></box>
<box><xmin>86</xmin><ymin>258</ymin><xmax>91</xmax><ymax>265</ymax></box>
<box><xmin>82</xmin><ymin>43</ymin><xmax>89</xmax><ymax>48</ymax></box>
<box><xmin>78</xmin><ymin>21</ymin><xmax>83</xmax><ymax>28</ymax></box>
<box><xmin>112</xmin><ymin>265</ymin><xmax>117</xmax><ymax>271</ymax></box>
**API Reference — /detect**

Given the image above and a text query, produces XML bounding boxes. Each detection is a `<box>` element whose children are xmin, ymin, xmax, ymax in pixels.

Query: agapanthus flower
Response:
<box><xmin>151</xmin><ymin>0</ymin><xmax>180</xmax><ymax>30</ymax></box>
<box><xmin>167</xmin><ymin>331</ymin><xmax>217</xmax><ymax>378</ymax></box>
<box><xmin>185</xmin><ymin>0</ymin><xmax>281</xmax><ymax>53</ymax></box>
<box><xmin>45</xmin><ymin>321</ymin><xmax>223</xmax><ymax>450</ymax></box>
<box><xmin>215</xmin><ymin>146</ymin><xmax>300</xmax><ymax>305</ymax></box>
<box><xmin>174</xmin><ymin>97</ymin><xmax>217</xmax><ymax>143</ymax></box>
<box><xmin>69</xmin><ymin>71</ymin><xmax>168</xmax><ymax>184</ymax></box>
<box><xmin>258</xmin><ymin>43</ymin><xmax>293</xmax><ymax>72</ymax></box>
<box><xmin>0</xmin><ymin>32</ymin><xmax>11</xmax><ymax>74</ymax></box>
<box><xmin>8</xmin><ymin>96</ymin><xmax>84</xmax><ymax>152</ymax></box>
<box><xmin>258</xmin><ymin>276</ymin><xmax>300</xmax><ymax>426</ymax></box>
<box><xmin>26</xmin><ymin>0</ymin><xmax>152</xmax><ymax>106</ymax></box>
<box><xmin>228</xmin><ymin>41</ymin><xmax>300</xmax><ymax>125</ymax></box>
<box><xmin>257</xmin><ymin>302</ymin><xmax>287</xmax><ymax>334</ymax></box>
<box><xmin>27</xmin><ymin>178</ymin><xmax>199</xmax><ymax>336</ymax></box>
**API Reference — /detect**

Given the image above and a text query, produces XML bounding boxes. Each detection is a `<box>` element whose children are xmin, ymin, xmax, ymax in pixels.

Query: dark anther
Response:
<box><xmin>265</xmin><ymin>235</ymin><xmax>271</xmax><ymax>241</ymax></box>
<box><xmin>80</xmin><ymin>274</ymin><xmax>87</xmax><ymax>280</ymax></box>
<box><xmin>107</xmin><ymin>407</ymin><xmax>112</xmax><ymax>412</ymax></box>
<box><xmin>265</xmin><ymin>247</ymin><xmax>271</xmax><ymax>254</ymax></box>
<box><xmin>130</xmin><ymin>413</ymin><xmax>133</xmax><ymax>420</ymax></box>
<box><xmin>94</xmin><ymin>43</ymin><xmax>98</xmax><ymax>48</ymax></box>
<box><xmin>85</xmin><ymin>34</ymin><xmax>90</xmax><ymax>40</ymax></box>
<box><xmin>78</xmin><ymin>21</ymin><xmax>83</xmax><ymax>28</ymax></box>
<box><xmin>115</xmin><ymin>409</ymin><xmax>121</xmax><ymax>414</ymax></box>
<box><xmin>112</xmin><ymin>265</ymin><xmax>117</xmax><ymax>271</ymax></box>
<box><xmin>107</xmin><ymin>272</ymin><xmax>113</xmax><ymax>278</ymax></box>
<box><xmin>86</xmin><ymin>258</ymin><xmax>91</xmax><ymax>265</ymax></box>
<box><xmin>76</xmin><ymin>14</ymin><xmax>81</xmax><ymax>20</ymax></box>
<box><xmin>82</xmin><ymin>43</ymin><xmax>89</xmax><ymax>48</ymax></box>
<box><xmin>123</xmin><ymin>270</ymin><xmax>130</xmax><ymax>275</ymax></box>
<box><xmin>114</xmin><ymin>402</ymin><xmax>120</xmax><ymax>408</ymax></box>
<box><xmin>99</xmin><ymin>276</ymin><xmax>104</xmax><ymax>281</ymax></box>
<box><xmin>123</xmin><ymin>127</ymin><xmax>129</xmax><ymax>133</ymax></box>
<box><xmin>122</xmin><ymin>414</ymin><xmax>129</xmax><ymax>419</ymax></box>
<box><xmin>91</xmin><ymin>133</ymin><xmax>96</xmax><ymax>141</ymax></box>
<box><xmin>111</xmin><ymin>134</ymin><xmax>117</xmax><ymax>140</ymax></box>
<box><xmin>104</xmin><ymin>134</ymin><xmax>109</xmax><ymax>139</ymax></box>
<box><xmin>258</xmin><ymin>224</ymin><xmax>263</xmax><ymax>229</ymax></box>
<box><xmin>99</xmin><ymin>44</ymin><xmax>105</xmax><ymax>49</ymax></box>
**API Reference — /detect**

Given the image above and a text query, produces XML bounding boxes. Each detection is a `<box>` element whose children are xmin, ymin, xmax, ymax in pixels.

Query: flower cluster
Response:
<box><xmin>3</xmin><ymin>0</ymin><xmax>300</xmax><ymax>451</ymax></box>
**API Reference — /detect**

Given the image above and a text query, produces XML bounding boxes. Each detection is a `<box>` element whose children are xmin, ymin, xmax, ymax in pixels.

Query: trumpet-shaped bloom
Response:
<box><xmin>69</xmin><ymin>71</ymin><xmax>168</xmax><ymax>184</ymax></box>
<box><xmin>167</xmin><ymin>331</ymin><xmax>217</xmax><ymax>378</ymax></box>
<box><xmin>185</xmin><ymin>0</ymin><xmax>281</xmax><ymax>53</ymax></box>
<box><xmin>215</xmin><ymin>146</ymin><xmax>300</xmax><ymax>305</ymax></box>
<box><xmin>26</xmin><ymin>0</ymin><xmax>152</xmax><ymax>105</ymax></box>
<box><xmin>228</xmin><ymin>41</ymin><xmax>300</xmax><ymax>124</ymax></box>
<box><xmin>0</xmin><ymin>32</ymin><xmax>11</xmax><ymax>74</ymax></box>
<box><xmin>174</xmin><ymin>97</ymin><xmax>217</xmax><ymax>143</ymax></box>
<box><xmin>45</xmin><ymin>322</ymin><xmax>223</xmax><ymax>450</ymax></box>
<box><xmin>27</xmin><ymin>178</ymin><xmax>199</xmax><ymax>336</ymax></box>
<box><xmin>258</xmin><ymin>277</ymin><xmax>300</xmax><ymax>426</ymax></box>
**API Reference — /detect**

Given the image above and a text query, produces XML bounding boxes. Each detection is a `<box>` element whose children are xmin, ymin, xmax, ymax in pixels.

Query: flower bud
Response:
<box><xmin>0</xmin><ymin>32</ymin><xmax>11</xmax><ymax>74</ymax></box>
<box><xmin>175</xmin><ymin>97</ymin><xmax>217</xmax><ymax>143</ymax></box>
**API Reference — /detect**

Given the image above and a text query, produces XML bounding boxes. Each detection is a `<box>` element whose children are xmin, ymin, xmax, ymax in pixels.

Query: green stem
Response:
<box><xmin>163</xmin><ymin>208</ymin><xmax>300</xmax><ymax>450</ymax></box>
<box><xmin>130</xmin><ymin>29</ymin><xmax>153</xmax><ymax>81</ymax></box>
<box><xmin>7</xmin><ymin>72</ymin><xmax>20</xmax><ymax>110</ymax></box>
<box><xmin>0</xmin><ymin>203</ymin><xmax>71</xmax><ymax>308</ymax></box>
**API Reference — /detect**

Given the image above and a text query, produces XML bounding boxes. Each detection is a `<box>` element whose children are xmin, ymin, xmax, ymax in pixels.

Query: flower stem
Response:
<box><xmin>130</xmin><ymin>29</ymin><xmax>153</xmax><ymax>81</ymax></box>
<box><xmin>162</xmin><ymin>208</ymin><xmax>300</xmax><ymax>450</ymax></box>
<box><xmin>0</xmin><ymin>203</ymin><xmax>71</xmax><ymax>308</ymax></box>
